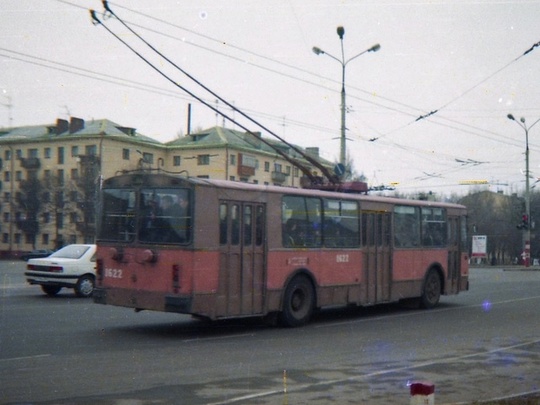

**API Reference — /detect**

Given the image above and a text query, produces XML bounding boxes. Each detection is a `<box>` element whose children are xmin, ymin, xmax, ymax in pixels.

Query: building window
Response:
<box><xmin>28</xmin><ymin>148</ymin><xmax>38</xmax><ymax>158</ymax></box>
<box><xmin>71</xmin><ymin>146</ymin><xmax>79</xmax><ymax>157</ymax></box>
<box><xmin>86</xmin><ymin>145</ymin><xmax>97</xmax><ymax>155</ymax></box>
<box><xmin>71</xmin><ymin>168</ymin><xmax>79</xmax><ymax>180</ymax></box>
<box><xmin>57</xmin><ymin>213</ymin><xmax>64</xmax><ymax>229</ymax></box>
<box><xmin>4</xmin><ymin>149</ymin><xmax>11</xmax><ymax>161</ymax></box>
<box><xmin>15</xmin><ymin>171</ymin><xmax>22</xmax><ymax>181</ymax></box>
<box><xmin>15</xmin><ymin>149</ymin><xmax>22</xmax><ymax>159</ymax></box>
<box><xmin>57</xmin><ymin>170</ymin><xmax>64</xmax><ymax>186</ymax></box>
<box><xmin>3</xmin><ymin>212</ymin><xmax>9</xmax><ymax>222</ymax></box>
<box><xmin>2</xmin><ymin>233</ymin><xmax>8</xmax><ymax>244</ymax></box>
<box><xmin>197</xmin><ymin>154</ymin><xmax>210</xmax><ymax>165</ymax></box>
<box><xmin>42</xmin><ymin>234</ymin><xmax>49</xmax><ymax>245</ymax></box>
<box><xmin>264</xmin><ymin>162</ymin><xmax>270</xmax><ymax>172</ymax></box>
<box><xmin>122</xmin><ymin>149</ymin><xmax>130</xmax><ymax>160</ymax></box>
<box><xmin>58</xmin><ymin>147</ymin><xmax>64</xmax><ymax>164</ymax></box>
<box><xmin>230</xmin><ymin>154</ymin><xmax>236</xmax><ymax>165</ymax></box>
<box><xmin>44</xmin><ymin>148</ymin><xmax>51</xmax><ymax>159</ymax></box>
<box><xmin>4</xmin><ymin>172</ymin><xmax>10</xmax><ymax>182</ymax></box>
<box><xmin>70</xmin><ymin>212</ymin><xmax>78</xmax><ymax>223</ymax></box>
<box><xmin>173</xmin><ymin>155</ymin><xmax>181</xmax><ymax>166</ymax></box>
<box><xmin>142</xmin><ymin>152</ymin><xmax>153</xmax><ymax>164</ymax></box>
<box><xmin>43</xmin><ymin>212</ymin><xmax>50</xmax><ymax>223</ymax></box>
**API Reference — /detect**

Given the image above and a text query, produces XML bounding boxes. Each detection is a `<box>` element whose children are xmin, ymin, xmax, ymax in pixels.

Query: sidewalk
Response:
<box><xmin>471</xmin><ymin>264</ymin><xmax>540</xmax><ymax>271</ymax></box>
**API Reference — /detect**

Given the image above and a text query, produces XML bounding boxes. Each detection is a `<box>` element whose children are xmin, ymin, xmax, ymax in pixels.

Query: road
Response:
<box><xmin>1</xmin><ymin>261</ymin><xmax>540</xmax><ymax>404</ymax></box>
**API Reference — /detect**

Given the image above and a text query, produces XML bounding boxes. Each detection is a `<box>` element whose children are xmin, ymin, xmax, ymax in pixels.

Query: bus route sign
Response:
<box><xmin>472</xmin><ymin>235</ymin><xmax>487</xmax><ymax>258</ymax></box>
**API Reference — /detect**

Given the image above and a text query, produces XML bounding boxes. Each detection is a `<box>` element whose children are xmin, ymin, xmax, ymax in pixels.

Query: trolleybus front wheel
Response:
<box><xmin>279</xmin><ymin>275</ymin><xmax>315</xmax><ymax>327</ymax></box>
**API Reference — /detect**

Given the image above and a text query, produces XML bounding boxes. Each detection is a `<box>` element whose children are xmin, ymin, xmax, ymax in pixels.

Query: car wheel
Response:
<box><xmin>41</xmin><ymin>285</ymin><xmax>62</xmax><ymax>296</ymax></box>
<box><xmin>75</xmin><ymin>275</ymin><xmax>95</xmax><ymax>298</ymax></box>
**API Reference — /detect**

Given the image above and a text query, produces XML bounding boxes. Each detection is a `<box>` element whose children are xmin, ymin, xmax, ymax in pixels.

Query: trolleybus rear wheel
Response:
<box><xmin>420</xmin><ymin>270</ymin><xmax>441</xmax><ymax>309</ymax></box>
<box><xmin>280</xmin><ymin>275</ymin><xmax>315</xmax><ymax>327</ymax></box>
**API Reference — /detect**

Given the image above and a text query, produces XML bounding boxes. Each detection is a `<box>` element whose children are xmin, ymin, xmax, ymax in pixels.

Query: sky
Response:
<box><xmin>1</xmin><ymin>0</ymin><xmax>540</xmax><ymax>197</ymax></box>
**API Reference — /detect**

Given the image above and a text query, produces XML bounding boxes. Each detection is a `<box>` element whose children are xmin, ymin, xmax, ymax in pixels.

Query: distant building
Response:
<box><xmin>0</xmin><ymin>117</ymin><xmax>332</xmax><ymax>257</ymax></box>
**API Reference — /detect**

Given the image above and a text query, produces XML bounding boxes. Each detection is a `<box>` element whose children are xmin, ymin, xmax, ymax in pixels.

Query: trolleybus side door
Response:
<box><xmin>362</xmin><ymin>211</ymin><xmax>392</xmax><ymax>304</ymax></box>
<box><xmin>217</xmin><ymin>201</ymin><xmax>266</xmax><ymax>317</ymax></box>
<box><xmin>446</xmin><ymin>215</ymin><xmax>461</xmax><ymax>294</ymax></box>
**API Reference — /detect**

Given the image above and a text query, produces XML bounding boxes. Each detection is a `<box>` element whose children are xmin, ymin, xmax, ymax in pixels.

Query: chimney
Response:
<box><xmin>56</xmin><ymin>118</ymin><xmax>69</xmax><ymax>134</ymax></box>
<box><xmin>69</xmin><ymin>117</ymin><xmax>85</xmax><ymax>134</ymax></box>
<box><xmin>306</xmin><ymin>147</ymin><xmax>320</xmax><ymax>157</ymax></box>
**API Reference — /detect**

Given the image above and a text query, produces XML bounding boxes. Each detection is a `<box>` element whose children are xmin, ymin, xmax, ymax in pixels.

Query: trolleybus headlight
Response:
<box><xmin>141</xmin><ymin>249</ymin><xmax>158</xmax><ymax>263</ymax></box>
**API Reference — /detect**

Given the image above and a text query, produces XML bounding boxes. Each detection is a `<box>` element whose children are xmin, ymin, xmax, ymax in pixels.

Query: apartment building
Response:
<box><xmin>0</xmin><ymin>117</ymin><xmax>332</xmax><ymax>257</ymax></box>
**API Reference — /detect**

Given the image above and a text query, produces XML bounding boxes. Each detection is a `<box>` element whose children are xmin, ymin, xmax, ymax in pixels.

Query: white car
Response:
<box><xmin>25</xmin><ymin>244</ymin><xmax>97</xmax><ymax>298</ymax></box>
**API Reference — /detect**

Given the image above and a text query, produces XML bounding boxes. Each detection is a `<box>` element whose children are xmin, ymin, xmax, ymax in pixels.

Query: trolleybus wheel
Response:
<box><xmin>280</xmin><ymin>275</ymin><xmax>315</xmax><ymax>327</ymax></box>
<box><xmin>420</xmin><ymin>270</ymin><xmax>441</xmax><ymax>309</ymax></box>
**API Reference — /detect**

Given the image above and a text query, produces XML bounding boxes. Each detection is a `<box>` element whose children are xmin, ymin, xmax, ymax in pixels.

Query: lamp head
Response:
<box><xmin>520</xmin><ymin>117</ymin><xmax>526</xmax><ymax>123</ymax></box>
<box><xmin>507</xmin><ymin>114</ymin><xmax>515</xmax><ymax>121</ymax></box>
<box><xmin>312</xmin><ymin>46</ymin><xmax>324</xmax><ymax>55</ymax></box>
<box><xmin>369</xmin><ymin>43</ymin><xmax>381</xmax><ymax>52</ymax></box>
<box><xmin>337</xmin><ymin>26</ymin><xmax>345</xmax><ymax>39</ymax></box>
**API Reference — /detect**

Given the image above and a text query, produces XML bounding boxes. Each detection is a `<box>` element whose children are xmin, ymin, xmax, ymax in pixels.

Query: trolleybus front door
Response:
<box><xmin>217</xmin><ymin>201</ymin><xmax>266</xmax><ymax>317</ymax></box>
<box><xmin>363</xmin><ymin>212</ymin><xmax>392</xmax><ymax>304</ymax></box>
<box><xmin>446</xmin><ymin>216</ymin><xmax>461</xmax><ymax>294</ymax></box>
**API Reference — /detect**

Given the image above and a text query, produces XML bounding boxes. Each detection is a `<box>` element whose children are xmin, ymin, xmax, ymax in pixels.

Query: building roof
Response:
<box><xmin>0</xmin><ymin>118</ymin><xmax>161</xmax><ymax>145</ymax></box>
<box><xmin>167</xmin><ymin>126</ymin><xmax>332</xmax><ymax>166</ymax></box>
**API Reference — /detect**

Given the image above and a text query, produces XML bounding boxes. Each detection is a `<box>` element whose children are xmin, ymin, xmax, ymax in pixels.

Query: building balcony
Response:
<box><xmin>20</xmin><ymin>157</ymin><xmax>41</xmax><ymax>170</ymax></box>
<box><xmin>271</xmin><ymin>171</ymin><xmax>287</xmax><ymax>183</ymax></box>
<box><xmin>237</xmin><ymin>165</ymin><xmax>255</xmax><ymax>177</ymax></box>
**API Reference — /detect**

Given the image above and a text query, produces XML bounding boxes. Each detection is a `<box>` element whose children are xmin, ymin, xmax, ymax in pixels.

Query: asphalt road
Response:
<box><xmin>1</xmin><ymin>261</ymin><xmax>540</xmax><ymax>404</ymax></box>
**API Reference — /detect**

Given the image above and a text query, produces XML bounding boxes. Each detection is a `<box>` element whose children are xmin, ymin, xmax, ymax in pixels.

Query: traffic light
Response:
<box><xmin>517</xmin><ymin>214</ymin><xmax>529</xmax><ymax>230</ymax></box>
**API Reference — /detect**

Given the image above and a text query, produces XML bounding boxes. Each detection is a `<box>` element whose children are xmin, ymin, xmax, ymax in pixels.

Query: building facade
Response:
<box><xmin>0</xmin><ymin>117</ymin><xmax>332</xmax><ymax>257</ymax></box>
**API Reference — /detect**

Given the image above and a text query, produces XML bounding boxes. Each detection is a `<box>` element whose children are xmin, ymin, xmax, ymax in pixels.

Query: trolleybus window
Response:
<box><xmin>282</xmin><ymin>196</ymin><xmax>322</xmax><ymax>247</ymax></box>
<box><xmin>421</xmin><ymin>207</ymin><xmax>447</xmax><ymax>247</ymax></box>
<box><xmin>99</xmin><ymin>189</ymin><xmax>136</xmax><ymax>242</ymax></box>
<box><xmin>394</xmin><ymin>205</ymin><xmax>421</xmax><ymax>248</ymax></box>
<box><xmin>139</xmin><ymin>188</ymin><xmax>192</xmax><ymax>244</ymax></box>
<box><xmin>323</xmin><ymin>199</ymin><xmax>359</xmax><ymax>247</ymax></box>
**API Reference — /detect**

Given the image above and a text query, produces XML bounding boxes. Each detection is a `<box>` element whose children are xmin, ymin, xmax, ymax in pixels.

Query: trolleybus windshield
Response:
<box><xmin>99</xmin><ymin>187</ymin><xmax>192</xmax><ymax>244</ymax></box>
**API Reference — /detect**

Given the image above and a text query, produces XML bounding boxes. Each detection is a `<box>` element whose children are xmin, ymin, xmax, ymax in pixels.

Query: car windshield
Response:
<box><xmin>49</xmin><ymin>245</ymin><xmax>90</xmax><ymax>260</ymax></box>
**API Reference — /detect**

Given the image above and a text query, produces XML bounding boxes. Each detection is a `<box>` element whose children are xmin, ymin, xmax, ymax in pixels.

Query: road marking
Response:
<box><xmin>206</xmin><ymin>337</ymin><xmax>540</xmax><ymax>405</ymax></box>
<box><xmin>0</xmin><ymin>354</ymin><xmax>51</xmax><ymax>363</ymax></box>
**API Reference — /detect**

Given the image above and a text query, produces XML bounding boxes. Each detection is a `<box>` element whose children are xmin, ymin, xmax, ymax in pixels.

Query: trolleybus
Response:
<box><xmin>94</xmin><ymin>172</ymin><xmax>468</xmax><ymax>326</ymax></box>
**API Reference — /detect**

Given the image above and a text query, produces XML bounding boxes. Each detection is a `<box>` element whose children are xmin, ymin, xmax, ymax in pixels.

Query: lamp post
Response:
<box><xmin>313</xmin><ymin>26</ymin><xmax>380</xmax><ymax>170</ymax></box>
<box><xmin>507</xmin><ymin>114</ymin><xmax>540</xmax><ymax>267</ymax></box>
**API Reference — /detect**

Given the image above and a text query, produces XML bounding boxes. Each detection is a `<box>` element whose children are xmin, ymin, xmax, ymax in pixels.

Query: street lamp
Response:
<box><xmin>507</xmin><ymin>113</ymin><xmax>540</xmax><ymax>267</ymax></box>
<box><xmin>313</xmin><ymin>26</ymin><xmax>380</xmax><ymax>171</ymax></box>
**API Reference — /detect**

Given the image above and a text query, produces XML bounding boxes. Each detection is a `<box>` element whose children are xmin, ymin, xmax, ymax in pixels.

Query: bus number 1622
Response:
<box><xmin>105</xmin><ymin>268</ymin><xmax>123</xmax><ymax>279</ymax></box>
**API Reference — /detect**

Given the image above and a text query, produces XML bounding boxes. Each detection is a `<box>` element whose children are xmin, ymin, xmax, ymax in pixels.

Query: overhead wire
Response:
<box><xmin>94</xmin><ymin>1</ymin><xmax>339</xmax><ymax>184</ymax></box>
<box><xmin>48</xmin><ymin>0</ymin><xmax>540</xmax><ymax>188</ymax></box>
<box><xmin>89</xmin><ymin>6</ymin><xmax>339</xmax><ymax>185</ymax></box>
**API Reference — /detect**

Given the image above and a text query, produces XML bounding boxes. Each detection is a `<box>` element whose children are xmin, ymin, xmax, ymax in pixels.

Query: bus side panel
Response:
<box><xmin>392</xmin><ymin>249</ymin><xmax>448</xmax><ymax>300</ymax></box>
<box><xmin>265</xmin><ymin>249</ymin><xmax>364</xmax><ymax>310</ymax></box>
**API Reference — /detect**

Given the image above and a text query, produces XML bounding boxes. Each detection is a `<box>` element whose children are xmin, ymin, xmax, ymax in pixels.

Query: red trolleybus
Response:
<box><xmin>94</xmin><ymin>172</ymin><xmax>469</xmax><ymax>326</ymax></box>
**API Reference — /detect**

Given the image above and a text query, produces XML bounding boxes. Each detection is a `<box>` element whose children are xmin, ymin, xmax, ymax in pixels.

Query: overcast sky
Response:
<box><xmin>2</xmin><ymin>0</ymin><xmax>540</xmax><ymax>196</ymax></box>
